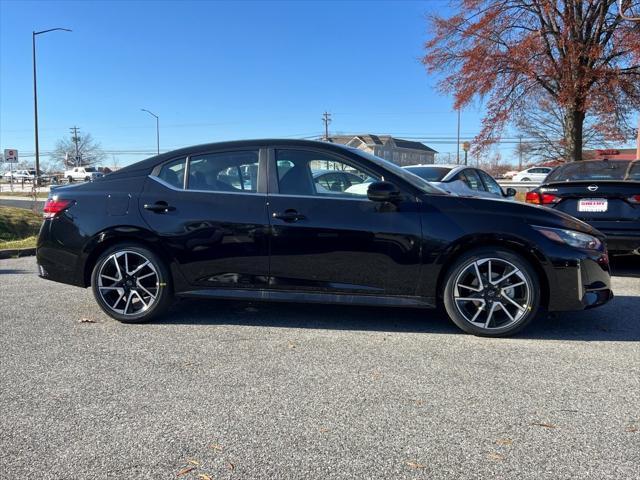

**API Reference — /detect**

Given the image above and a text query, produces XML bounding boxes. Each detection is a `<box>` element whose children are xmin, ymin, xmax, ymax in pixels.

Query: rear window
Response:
<box><xmin>628</xmin><ymin>162</ymin><xmax>640</xmax><ymax>181</ymax></box>
<box><xmin>545</xmin><ymin>160</ymin><xmax>632</xmax><ymax>182</ymax></box>
<box><xmin>404</xmin><ymin>166</ymin><xmax>451</xmax><ymax>182</ymax></box>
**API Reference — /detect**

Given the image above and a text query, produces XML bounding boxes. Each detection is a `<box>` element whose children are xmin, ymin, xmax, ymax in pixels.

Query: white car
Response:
<box><xmin>65</xmin><ymin>166</ymin><xmax>104</xmax><ymax>183</ymax></box>
<box><xmin>511</xmin><ymin>166</ymin><xmax>552</xmax><ymax>183</ymax></box>
<box><xmin>402</xmin><ymin>165</ymin><xmax>516</xmax><ymax>200</ymax></box>
<box><xmin>2</xmin><ymin>169</ymin><xmax>37</xmax><ymax>182</ymax></box>
<box><xmin>345</xmin><ymin>164</ymin><xmax>516</xmax><ymax>200</ymax></box>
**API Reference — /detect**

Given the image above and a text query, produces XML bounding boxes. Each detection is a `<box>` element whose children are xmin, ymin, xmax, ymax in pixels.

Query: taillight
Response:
<box><xmin>525</xmin><ymin>192</ymin><xmax>560</xmax><ymax>205</ymax></box>
<box><xmin>525</xmin><ymin>192</ymin><xmax>540</xmax><ymax>204</ymax></box>
<box><xmin>43</xmin><ymin>198</ymin><xmax>72</xmax><ymax>218</ymax></box>
<box><xmin>628</xmin><ymin>195</ymin><xmax>640</xmax><ymax>204</ymax></box>
<box><xmin>541</xmin><ymin>193</ymin><xmax>560</xmax><ymax>204</ymax></box>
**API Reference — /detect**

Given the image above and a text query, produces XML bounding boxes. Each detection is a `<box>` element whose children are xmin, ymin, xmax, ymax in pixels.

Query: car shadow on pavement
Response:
<box><xmin>159</xmin><ymin>294</ymin><xmax>640</xmax><ymax>342</ymax></box>
<box><xmin>610</xmin><ymin>255</ymin><xmax>640</xmax><ymax>278</ymax></box>
<box><xmin>0</xmin><ymin>269</ymin><xmax>30</xmax><ymax>275</ymax></box>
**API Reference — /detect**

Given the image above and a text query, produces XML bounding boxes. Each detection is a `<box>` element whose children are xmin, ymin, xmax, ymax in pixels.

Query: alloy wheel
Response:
<box><xmin>453</xmin><ymin>257</ymin><xmax>532</xmax><ymax>330</ymax></box>
<box><xmin>97</xmin><ymin>250</ymin><xmax>159</xmax><ymax>316</ymax></box>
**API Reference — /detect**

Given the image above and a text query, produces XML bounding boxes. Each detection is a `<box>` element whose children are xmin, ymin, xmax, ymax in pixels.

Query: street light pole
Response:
<box><xmin>141</xmin><ymin>109</ymin><xmax>160</xmax><ymax>155</ymax></box>
<box><xmin>33</xmin><ymin>28</ymin><xmax>71</xmax><ymax>186</ymax></box>
<box><xmin>456</xmin><ymin>108</ymin><xmax>461</xmax><ymax>165</ymax></box>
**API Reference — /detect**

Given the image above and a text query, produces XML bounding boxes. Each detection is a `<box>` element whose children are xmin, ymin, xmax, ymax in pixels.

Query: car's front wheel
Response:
<box><xmin>91</xmin><ymin>244</ymin><xmax>173</xmax><ymax>323</ymax></box>
<box><xmin>443</xmin><ymin>248</ymin><xmax>540</xmax><ymax>337</ymax></box>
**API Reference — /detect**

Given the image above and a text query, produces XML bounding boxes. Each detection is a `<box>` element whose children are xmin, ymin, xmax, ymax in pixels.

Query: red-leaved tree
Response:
<box><xmin>423</xmin><ymin>0</ymin><xmax>640</xmax><ymax>161</ymax></box>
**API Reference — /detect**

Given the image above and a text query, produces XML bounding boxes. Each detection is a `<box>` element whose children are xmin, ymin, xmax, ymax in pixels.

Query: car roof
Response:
<box><xmin>405</xmin><ymin>164</ymin><xmax>460</xmax><ymax>169</ymax></box>
<box><xmin>111</xmin><ymin>139</ymin><xmax>363</xmax><ymax>177</ymax></box>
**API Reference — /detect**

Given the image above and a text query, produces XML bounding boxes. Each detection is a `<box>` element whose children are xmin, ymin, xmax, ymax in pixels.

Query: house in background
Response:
<box><xmin>327</xmin><ymin>134</ymin><xmax>437</xmax><ymax>166</ymax></box>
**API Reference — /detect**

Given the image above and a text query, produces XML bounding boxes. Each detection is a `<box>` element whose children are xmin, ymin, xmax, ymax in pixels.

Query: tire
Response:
<box><xmin>442</xmin><ymin>248</ymin><xmax>540</xmax><ymax>337</ymax></box>
<box><xmin>67</xmin><ymin>176</ymin><xmax>74</xmax><ymax>183</ymax></box>
<box><xmin>91</xmin><ymin>243</ymin><xmax>173</xmax><ymax>323</ymax></box>
<box><xmin>85</xmin><ymin>176</ymin><xmax>91</xmax><ymax>182</ymax></box>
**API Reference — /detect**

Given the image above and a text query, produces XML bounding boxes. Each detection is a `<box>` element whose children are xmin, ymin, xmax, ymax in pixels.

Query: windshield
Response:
<box><xmin>545</xmin><ymin>160</ymin><xmax>636</xmax><ymax>182</ymax></box>
<box><xmin>404</xmin><ymin>166</ymin><xmax>451</xmax><ymax>182</ymax></box>
<box><xmin>346</xmin><ymin>148</ymin><xmax>446</xmax><ymax>194</ymax></box>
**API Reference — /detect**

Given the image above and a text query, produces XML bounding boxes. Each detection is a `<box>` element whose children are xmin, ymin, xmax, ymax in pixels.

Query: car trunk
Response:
<box><xmin>541</xmin><ymin>181</ymin><xmax>640</xmax><ymax>233</ymax></box>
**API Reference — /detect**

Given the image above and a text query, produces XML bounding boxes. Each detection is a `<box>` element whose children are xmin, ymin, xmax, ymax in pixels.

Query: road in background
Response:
<box><xmin>1</xmin><ymin>256</ymin><xmax>638</xmax><ymax>479</ymax></box>
<box><xmin>0</xmin><ymin>198</ymin><xmax>45</xmax><ymax>210</ymax></box>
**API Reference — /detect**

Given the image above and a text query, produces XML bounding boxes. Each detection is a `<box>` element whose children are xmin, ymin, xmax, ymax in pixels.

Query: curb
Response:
<box><xmin>0</xmin><ymin>248</ymin><xmax>36</xmax><ymax>260</ymax></box>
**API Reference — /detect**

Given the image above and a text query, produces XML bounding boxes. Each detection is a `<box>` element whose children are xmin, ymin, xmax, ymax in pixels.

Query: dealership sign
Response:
<box><xmin>3</xmin><ymin>149</ymin><xmax>18</xmax><ymax>163</ymax></box>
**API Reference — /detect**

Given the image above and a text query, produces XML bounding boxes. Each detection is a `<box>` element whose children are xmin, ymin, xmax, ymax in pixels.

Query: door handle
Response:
<box><xmin>272</xmin><ymin>209</ymin><xmax>306</xmax><ymax>222</ymax></box>
<box><xmin>144</xmin><ymin>201</ymin><xmax>175</xmax><ymax>214</ymax></box>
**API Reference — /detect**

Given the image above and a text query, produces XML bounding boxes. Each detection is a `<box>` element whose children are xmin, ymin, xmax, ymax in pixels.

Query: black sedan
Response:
<box><xmin>526</xmin><ymin>159</ymin><xmax>640</xmax><ymax>254</ymax></box>
<box><xmin>37</xmin><ymin>139</ymin><xmax>612</xmax><ymax>337</ymax></box>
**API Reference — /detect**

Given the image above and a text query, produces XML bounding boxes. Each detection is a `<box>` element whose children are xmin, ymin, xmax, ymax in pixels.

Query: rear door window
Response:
<box><xmin>187</xmin><ymin>151</ymin><xmax>259</xmax><ymax>193</ymax></box>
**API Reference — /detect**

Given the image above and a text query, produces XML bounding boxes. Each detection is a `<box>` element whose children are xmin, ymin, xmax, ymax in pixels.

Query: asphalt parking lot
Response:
<box><xmin>1</xmin><ymin>256</ymin><xmax>638</xmax><ymax>479</ymax></box>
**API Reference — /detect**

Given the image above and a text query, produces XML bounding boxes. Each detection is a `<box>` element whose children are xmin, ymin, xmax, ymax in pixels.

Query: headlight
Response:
<box><xmin>532</xmin><ymin>225</ymin><xmax>602</xmax><ymax>250</ymax></box>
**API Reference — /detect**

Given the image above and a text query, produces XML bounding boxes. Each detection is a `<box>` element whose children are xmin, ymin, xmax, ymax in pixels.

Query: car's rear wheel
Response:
<box><xmin>67</xmin><ymin>176</ymin><xmax>74</xmax><ymax>183</ymax></box>
<box><xmin>91</xmin><ymin>244</ymin><xmax>173</xmax><ymax>323</ymax></box>
<box><xmin>443</xmin><ymin>248</ymin><xmax>540</xmax><ymax>337</ymax></box>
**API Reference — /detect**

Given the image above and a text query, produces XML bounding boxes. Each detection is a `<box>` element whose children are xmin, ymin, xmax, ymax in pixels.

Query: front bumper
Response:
<box><xmin>546</xmin><ymin>249</ymin><xmax>613</xmax><ymax>312</ymax></box>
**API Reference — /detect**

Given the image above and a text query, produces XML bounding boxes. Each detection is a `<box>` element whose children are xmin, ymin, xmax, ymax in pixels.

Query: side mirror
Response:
<box><xmin>367</xmin><ymin>181</ymin><xmax>401</xmax><ymax>203</ymax></box>
<box><xmin>505</xmin><ymin>187</ymin><xmax>517</xmax><ymax>197</ymax></box>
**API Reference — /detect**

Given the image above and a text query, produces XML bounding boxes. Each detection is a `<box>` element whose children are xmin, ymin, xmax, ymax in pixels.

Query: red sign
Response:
<box><xmin>595</xmin><ymin>149</ymin><xmax>620</xmax><ymax>156</ymax></box>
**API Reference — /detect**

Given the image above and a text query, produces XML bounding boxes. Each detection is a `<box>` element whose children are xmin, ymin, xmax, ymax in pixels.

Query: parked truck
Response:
<box><xmin>65</xmin><ymin>166</ymin><xmax>104</xmax><ymax>183</ymax></box>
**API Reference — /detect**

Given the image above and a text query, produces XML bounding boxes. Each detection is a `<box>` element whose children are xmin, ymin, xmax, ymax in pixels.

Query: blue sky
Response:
<box><xmin>1</xmin><ymin>0</ymin><xmax>633</xmax><ymax>168</ymax></box>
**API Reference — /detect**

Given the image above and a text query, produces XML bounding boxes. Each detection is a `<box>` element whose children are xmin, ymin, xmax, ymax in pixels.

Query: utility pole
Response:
<box><xmin>456</xmin><ymin>108</ymin><xmax>461</xmax><ymax>164</ymax></box>
<box><xmin>322</xmin><ymin>111</ymin><xmax>332</xmax><ymax>141</ymax></box>
<box><xmin>70</xmin><ymin>126</ymin><xmax>81</xmax><ymax>167</ymax></box>
<box><xmin>519</xmin><ymin>135</ymin><xmax>523</xmax><ymax>170</ymax></box>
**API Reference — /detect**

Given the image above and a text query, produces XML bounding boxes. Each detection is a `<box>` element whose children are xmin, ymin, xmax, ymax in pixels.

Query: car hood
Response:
<box><xmin>426</xmin><ymin>194</ymin><xmax>601</xmax><ymax>237</ymax></box>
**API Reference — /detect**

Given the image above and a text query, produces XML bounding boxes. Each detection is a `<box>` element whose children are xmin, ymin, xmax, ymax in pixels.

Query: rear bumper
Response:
<box><xmin>601</xmin><ymin>232</ymin><xmax>640</xmax><ymax>253</ymax></box>
<box><xmin>36</xmin><ymin>219</ymin><xmax>86</xmax><ymax>287</ymax></box>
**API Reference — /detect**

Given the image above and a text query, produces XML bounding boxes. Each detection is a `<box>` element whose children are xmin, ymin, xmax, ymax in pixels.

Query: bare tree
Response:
<box><xmin>514</xmin><ymin>92</ymin><xmax>630</xmax><ymax>162</ymax></box>
<box><xmin>51</xmin><ymin>132</ymin><xmax>106</xmax><ymax>168</ymax></box>
<box><xmin>422</xmin><ymin>0</ymin><xmax>640</xmax><ymax>161</ymax></box>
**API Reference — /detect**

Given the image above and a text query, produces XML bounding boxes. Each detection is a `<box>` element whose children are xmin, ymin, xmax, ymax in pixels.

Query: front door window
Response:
<box><xmin>275</xmin><ymin>150</ymin><xmax>379</xmax><ymax>198</ymax></box>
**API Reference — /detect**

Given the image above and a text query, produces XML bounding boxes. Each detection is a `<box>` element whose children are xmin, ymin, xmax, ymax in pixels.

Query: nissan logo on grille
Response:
<box><xmin>587</xmin><ymin>185</ymin><xmax>599</xmax><ymax>192</ymax></box>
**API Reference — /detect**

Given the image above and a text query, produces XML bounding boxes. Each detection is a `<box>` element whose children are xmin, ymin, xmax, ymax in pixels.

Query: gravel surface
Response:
<box><xmin>1</xmin><ymin>256</ymin><xmax>639</xmax><ymax>479</ymax></box>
